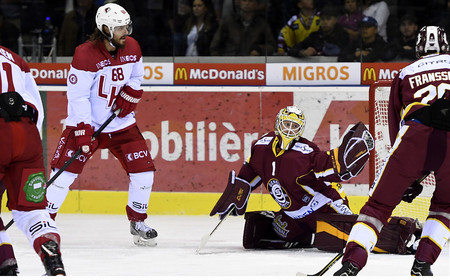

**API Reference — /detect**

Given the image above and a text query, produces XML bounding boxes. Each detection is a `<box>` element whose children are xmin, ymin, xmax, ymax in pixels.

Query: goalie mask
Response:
<box><xmin>416</xmin><ymin>26</ymin><xmax>449</xmax><ymax>58</ymax></box>
<box><xmin>96</xmin><ymin>3</ymin><xmax>132</xmax><ymax>39</ymax></box>
<box><xmin>275</xmin><ymin>106</ymin><xmax>306</xmax><ymax>150</ymax></box>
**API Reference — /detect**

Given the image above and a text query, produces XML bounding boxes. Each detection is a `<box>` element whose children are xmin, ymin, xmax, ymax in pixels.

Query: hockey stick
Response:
<box><xmin>4</xmin><ymin>109</ymin><xmax>120</xmax><ymax>231</ymax></box>
<box><xmin>196</xmin><ymin>206</ymin><xmax>235</xmax><ymax>254</ymax></box>
<box><xmin>296</xmin><ymin>251</ymin><xmax>344</xmax><ymax>276</ymax></box>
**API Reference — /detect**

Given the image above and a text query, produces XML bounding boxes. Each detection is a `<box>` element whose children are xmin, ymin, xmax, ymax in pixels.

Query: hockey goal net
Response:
<box><xmin>369</xmin><ymin>81</ymin><xmax>434</xmax><ymax>222</ymax></box>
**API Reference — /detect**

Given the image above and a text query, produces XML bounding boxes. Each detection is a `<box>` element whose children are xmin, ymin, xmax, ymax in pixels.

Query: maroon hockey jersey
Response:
<box><xmin>238</xmin><ymin>131</ymin><xmax>352</xmax><ymax>219</ymax></box>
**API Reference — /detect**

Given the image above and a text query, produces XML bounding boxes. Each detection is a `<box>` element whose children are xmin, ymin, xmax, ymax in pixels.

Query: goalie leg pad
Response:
<box><xmin>376</xmin><ymin>216</ymin><xmax>417</xmax><ymax>254</ymax></box>
<box><xmin>314</xmin><ymin>213</ymin><xmax>418</xmax><ymax>254</ymax></box>
<box><xmin>243</xmin><ymin>211</ymin><xmax>278</xmax><ymax>249</ymax></box>
<box><xmin>243</xmin><ymin>211</ymin><xmax>310</xmax><ymax>249</ymax></box>
<box><xmin>314</xmin><ymin>213</ymin><xmax>358</xmax><ymax>252</ymax></box>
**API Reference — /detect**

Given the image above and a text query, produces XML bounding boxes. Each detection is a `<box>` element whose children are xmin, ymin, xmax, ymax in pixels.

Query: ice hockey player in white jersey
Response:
<box><xmin>1</xmin><ymin>45</ymin><xmax>65</xmax><ymax>275</ymax></box>
<box><xmin>45</xmin><ymin>3</ymin><xmax>157</xmax><ymax>246</ymax></box>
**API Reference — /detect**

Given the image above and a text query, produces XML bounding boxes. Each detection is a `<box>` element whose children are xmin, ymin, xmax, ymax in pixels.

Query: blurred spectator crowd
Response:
<box><xmin>1</xmin><ymin>0</ymin><xmax>450</xmax><ymax>62</ymax></box>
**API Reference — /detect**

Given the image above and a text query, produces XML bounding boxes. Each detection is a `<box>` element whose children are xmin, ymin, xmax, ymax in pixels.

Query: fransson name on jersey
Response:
<box><xmin>65</xmin><ymin>37</ymin><xmax>144</xmax><ymax>133</ymax></box>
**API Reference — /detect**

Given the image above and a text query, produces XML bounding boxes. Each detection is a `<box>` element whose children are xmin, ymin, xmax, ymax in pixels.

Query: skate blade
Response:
<box><xmin>133</xmin><ymin>235</ymin><xmax>157</xmax><ymax>247</ymax></box>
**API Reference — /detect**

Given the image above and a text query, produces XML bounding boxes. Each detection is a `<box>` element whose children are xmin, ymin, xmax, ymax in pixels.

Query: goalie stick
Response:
<box><xmin>196</xmin><ymin>206</ymin><xmax>235</xmax><ymax>254</ymax></box>
<box><xmin>297</xmin><ymin>172</ymin><xmax>431</xmax><ymax>276</ymax></box>
<box><xmin>4</xmin><ymin>109</ymin><xmax>120</xmax><ymax>231</ymax></box>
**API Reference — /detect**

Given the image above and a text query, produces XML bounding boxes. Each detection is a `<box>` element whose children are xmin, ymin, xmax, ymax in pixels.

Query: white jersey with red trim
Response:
<box><xmin>0</xmin><ymin>45</ymin><xmax>44</xmax><ymax>133</ymax></box>
<box><xmin>65</xmin><ymin>37</ymin><xmax>144</xmax><ymax>133</ymax></box>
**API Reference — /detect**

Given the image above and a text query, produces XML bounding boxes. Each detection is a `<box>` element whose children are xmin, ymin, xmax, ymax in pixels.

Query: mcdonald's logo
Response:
<box><xmin>363</xmin><ymin>67</ymin><xmax>377</xmax><ymax>82</ymax></box>
<box><xmin>175</xmin><ymin>67</ymin><xmax>188</xmax><ymax>80</ymax></box>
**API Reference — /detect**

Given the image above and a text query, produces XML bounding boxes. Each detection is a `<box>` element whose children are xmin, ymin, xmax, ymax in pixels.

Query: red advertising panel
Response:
<box><xmin>29</xmin><ymin>63</ymin><xmax>70</xmax><ymax>85</ymax></box>
<box><xmin>361</xmin><ymin>62</ymin><xmax>408</xmax><ymax>85</ymax></box>
<box><xmin>313</xmin><ymin>100</ymin><xmax>369</xmax><ymax>185</ymax></box>
<box><xmin>45</xmin><ymin>90</ymin><xmax>292</xmax><ymax>192</ymax></box>
<box><xmin>174</xmin><ymin>63</ymin><xmax>266</xmax><ymax>85</ymax></box>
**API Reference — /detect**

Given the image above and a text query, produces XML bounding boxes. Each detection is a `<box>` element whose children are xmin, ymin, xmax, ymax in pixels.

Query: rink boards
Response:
<box><xmin>2</xmin><ymin>86</ymin><xmax>372</xmax><ymax>215</ymax></box>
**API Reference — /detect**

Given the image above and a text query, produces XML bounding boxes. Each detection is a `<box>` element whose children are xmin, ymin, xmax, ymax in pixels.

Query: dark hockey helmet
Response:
<box><xmin>416</xmin><ymin>26</ymin><xmax>449</xmax><ymax>58</ymax></box>
<box><xmin>274</xmin><ymin>106</ymin><xmax>306</xmax><ymax>150</ymax></box>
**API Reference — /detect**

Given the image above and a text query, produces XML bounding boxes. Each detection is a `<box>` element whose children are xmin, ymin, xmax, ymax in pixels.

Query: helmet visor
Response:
<box><xmin>113</xmin><ymin>21</ymin><xmax>133</xmax><ymax>35</ymax></box>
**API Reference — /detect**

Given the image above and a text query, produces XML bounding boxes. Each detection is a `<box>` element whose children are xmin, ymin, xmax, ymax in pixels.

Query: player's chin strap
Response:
<box><xmin>4</xmin><ymin>109</ymin><xmax>121</xmax><ymax>231</ymax></box>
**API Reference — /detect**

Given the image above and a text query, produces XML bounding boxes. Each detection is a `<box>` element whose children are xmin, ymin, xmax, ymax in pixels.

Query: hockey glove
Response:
<box><xmin>113</xmin><ymin>85</ymin><xmax>143</xmax><ymax>118</ymax></box>
<box><xmin>74</xmin><ymin>122</ymin><xmax>97</xmax><ymax>154</ymax></box>
<box><xmin>330</xmin><ymin>122</ymin><xmax>374</xmax><ymax>180</ymax></box>
<box><xmin>402</xmin><ymin>180</ymin><xmax>424</xmax><ymax>203</ymax></box>
<box><xmin>210</xmin><ymin>170</ymin><xmax>251</xmax><ymax>219</ymax></box>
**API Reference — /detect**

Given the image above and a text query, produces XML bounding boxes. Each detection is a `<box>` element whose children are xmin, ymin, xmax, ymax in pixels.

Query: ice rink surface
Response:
<box><xmin>2</xmin><ymin>213</ymin><xmax>449</xmax><ymax>279</ymax></box>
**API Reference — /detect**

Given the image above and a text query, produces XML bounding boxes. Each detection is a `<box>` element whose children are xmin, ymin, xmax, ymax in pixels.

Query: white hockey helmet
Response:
<box><xmin>415</xmin><ymin>26</ymin><xmax>449</xmax><ymax>58</ymax></box>
<box><xmin>96</xmin><ymin>3</ymin><xmax>132</xmax><ymax>39</ymax></box>
<box><xmin>274</xmin><ymin>106</ymin><xmax>306</xmax><ymax>150</ymax></box>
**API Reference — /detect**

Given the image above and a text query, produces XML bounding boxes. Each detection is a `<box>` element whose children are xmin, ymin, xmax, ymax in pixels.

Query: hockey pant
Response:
<box><xmin>46</xmin><ymin>169</ymin><xmax>154</xmax><ymax>221</ymax></box>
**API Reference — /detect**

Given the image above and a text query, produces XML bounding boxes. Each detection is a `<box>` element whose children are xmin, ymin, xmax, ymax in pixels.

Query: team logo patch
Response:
<box><xmin>23</xmin><ymin>172</ymin><xmax>46</xmax><ymax>203</ymax></box>
<box><xmin>68</xmin><ymin>74</ymin><xmax>78</xmax><ymax>84</ymax></box>
<box><xmin>272</xmin><ymin>215</ymin><xmax>289</xmax><ymax>238</ymax></box>
<box><xmin>267</xmin><ymin>179</ymin><xmax>291</xmax><ymax>208</ymax></box>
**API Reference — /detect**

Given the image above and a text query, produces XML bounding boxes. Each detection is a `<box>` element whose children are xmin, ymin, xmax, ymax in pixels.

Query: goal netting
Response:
<box><xmin>369</xmin><ymin>81</ymin><xmax>434</xmax><ymax>222</ymax></box>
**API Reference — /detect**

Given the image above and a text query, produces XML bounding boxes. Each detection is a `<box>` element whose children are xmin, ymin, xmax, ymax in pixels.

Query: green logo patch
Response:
<box><xmin>24</xmin><ymin>172</ymin><xmax>46</xmax><ymax>203</ymax></box>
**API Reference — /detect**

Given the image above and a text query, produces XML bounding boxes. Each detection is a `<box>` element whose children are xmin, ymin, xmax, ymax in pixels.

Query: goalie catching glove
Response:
<box><xmin>330</xmin><ymin>122</ymin><xmax>374</xmax><ymax>180</ymax></box>
<box><xmin>210</xmin><ymin>170</ymin><xmax>251</xmax><ymax>219</ymax></box>
<box><xmin>113</xmin><ymin>85</ymin><xmax>143</xmax><ymax>118</ymax></box>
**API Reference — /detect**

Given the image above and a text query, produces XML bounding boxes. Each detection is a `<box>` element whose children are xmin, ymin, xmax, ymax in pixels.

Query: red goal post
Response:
<box><xmin>368</xmin><ymin>81</ymin><xmax>434</xmax><ymax>222</ymax></box>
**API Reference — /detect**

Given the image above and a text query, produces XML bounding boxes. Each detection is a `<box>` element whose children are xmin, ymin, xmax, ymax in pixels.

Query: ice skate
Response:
<box><xmin>411</xmin><ymin>259</ymin><xmax>433</xmax><ymax>276</ymax></box>
<box><xmin>130</xmin><ymin>221</ymin><xmax>158</xmax><ymax>246</ymax></box>
<box><xmin>40</xmin><ymin>241</ymin><xmax>65</xmax><ymax>276</ymax></box>
<box><xmin>333</xmin><ymin>261</ymin><xmax>360</xmax><ymax>276</ymax></box>
<box><xmin>0</xmin><ymin>259</ymin><xmax>18</xmax><ymax>276</ymax></box>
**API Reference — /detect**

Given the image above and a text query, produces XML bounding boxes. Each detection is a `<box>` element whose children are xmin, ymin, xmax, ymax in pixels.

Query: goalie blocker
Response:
<box><xmin>243</xmin><ymin>211</ymin><xmax>420</xmax><ymax>254</ymax></box>
<box><xmin>210</xmin><ymin>170</ymin><xmax>251</xmax><ymax>218</ymax></box>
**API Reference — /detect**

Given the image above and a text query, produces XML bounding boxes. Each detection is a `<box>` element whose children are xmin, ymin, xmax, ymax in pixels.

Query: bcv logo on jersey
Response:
<box><xmin>126</xmin><ymin>150</ymin><xmax>149</xmax><ymax>162</ymax></box>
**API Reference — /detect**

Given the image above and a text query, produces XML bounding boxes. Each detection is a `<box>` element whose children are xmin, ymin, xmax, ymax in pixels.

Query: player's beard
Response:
<box><xmin>111</xmin><ymin>36</ymin><xmax>127</xmax><ymax>49</ymax></box>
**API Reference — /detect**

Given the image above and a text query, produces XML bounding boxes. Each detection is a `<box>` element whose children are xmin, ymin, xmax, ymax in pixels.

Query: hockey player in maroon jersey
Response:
<box><xmin>210</xmin><ymin>106</ymin><xmax>377</xmax><ymax>250</ymax></box>
<box><xmin>334</xmin><ymin>26</ymin><xmax>450</xmax><ymax>276</ymax></box>
<box><xmin>46</xmin><ymin>3</ymin><xmax>157</xmax><ymax>246</ymax></box>
<box><xmin>0</xmin><ymin>45</ymin><xmax>65</xmax><ymax>275</ymax></box>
